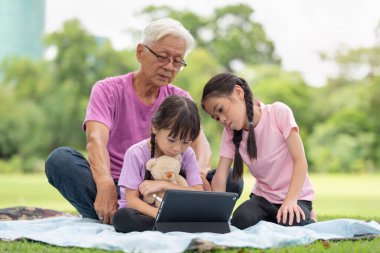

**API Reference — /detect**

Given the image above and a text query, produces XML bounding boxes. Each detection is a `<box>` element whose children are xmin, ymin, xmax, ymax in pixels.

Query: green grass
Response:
<box><xmin>0</xmin><ymin>237</ymin><xmax>379</xmax><ymax>253</ymax></box>
<box><xmin>0</xmin><ymin>174</ymin><xmax>74</xmax><ymax>211</ymax></box>
<box><xmin>311</xmin><ymin>174</ymin><xmax>380</xmax><ymax>217</ymax></box>
<box><xmin>1</xmin><ymin>173</ymin><xmax>380</xmax><ymax>252</ymax></box>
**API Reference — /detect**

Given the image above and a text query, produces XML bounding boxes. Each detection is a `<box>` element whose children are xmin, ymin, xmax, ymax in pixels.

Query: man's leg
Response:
<box><xmin>45</xmin><ymin>146</ymin><xmax>98</xmax><ymax>219</ymax></box>
<box><xmin>207</xmin><ymin>169</ymin><xmax>244</xmax><ymax>197</ymax></box>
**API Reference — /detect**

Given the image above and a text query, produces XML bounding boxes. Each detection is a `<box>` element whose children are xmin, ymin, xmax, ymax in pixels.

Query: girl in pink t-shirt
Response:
<box><xmin>201</xmin><ymin>73</ymin><xmax>316</xmax><ymax>229</ymax></box>
<box><xmin>113</xmin><ymin>95</ymin><xmax>203</xmax><ymax>233</ymax></box>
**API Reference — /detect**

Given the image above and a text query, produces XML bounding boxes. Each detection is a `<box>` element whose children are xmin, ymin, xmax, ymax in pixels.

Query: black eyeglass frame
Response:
<box><xmin>143</xmin><ymin>45</ymin><xmax>187</xmax><ymax>71</ymax></box>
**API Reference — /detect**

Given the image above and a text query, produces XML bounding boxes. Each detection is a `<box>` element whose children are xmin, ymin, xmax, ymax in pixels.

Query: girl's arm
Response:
<box><xmin>125</xmin><ymin>188</ymin><xmax>158</xmax><ymax>218</ymax></box>
<box><xmin>139</xmin><ymin>180</ymin><xmax>203</xmax><ymax>198</ymax></box>
<box><xmin>191</xmin><ymin>129</ymin><xmax>212</xmax><ymax>191</ymax></box>
<box><xmin>277</xmin><ymin>128</ymin><xmax>308</xmax><ymax>225</ymax></box>
<box><xmin>211</xmin><ymin>156</ymin><xmax>233</xmax><ymax>192</ymax></box>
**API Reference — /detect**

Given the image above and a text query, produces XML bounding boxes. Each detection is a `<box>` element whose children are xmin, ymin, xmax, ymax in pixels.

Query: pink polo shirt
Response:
<box><xmin>219</xmin><ymin>102</ymin><xmax>315</xmax><ymax>204</ymax></box>
<box><xmin>83</xmin><ymin>73</ymin><xmax>191</xmax><ymax>180</ymax></box>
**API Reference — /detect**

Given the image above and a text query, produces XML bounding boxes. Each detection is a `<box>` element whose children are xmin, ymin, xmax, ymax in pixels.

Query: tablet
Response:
<box><xmin>153</xmin><ymin>189</ymin><xmax>238</xmax><ymax>233</ymax></box>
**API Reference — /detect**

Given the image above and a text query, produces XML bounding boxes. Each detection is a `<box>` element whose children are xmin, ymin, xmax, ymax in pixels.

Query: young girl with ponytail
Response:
<box><xmin>201</xmin><ymin>73</ymin><xmax>316</xmax><ymax>229</ymax></box>
<box><xmin>113</xmin><ymin>95</ymin><xmax>203</xmax><ymax>233</ymax></box>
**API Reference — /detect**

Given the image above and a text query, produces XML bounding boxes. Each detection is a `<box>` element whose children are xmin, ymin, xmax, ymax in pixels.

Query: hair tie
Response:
<box><xmin>249</xmin><ymin>122</ymin><xmax>253</xmax><ymax>126</ymax></box>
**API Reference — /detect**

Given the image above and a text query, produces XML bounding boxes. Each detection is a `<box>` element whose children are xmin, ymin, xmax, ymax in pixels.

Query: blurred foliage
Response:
<box><xmin>0</xmin><ymin>19</ymin><xmax>138</xmax><ymax>173</ymax></box>
<box><xmin>138</xmin><ymin>4</ymin><xmax>280</xmax><ymax>71</ymax></box>
<box><xmin>0</xmin><ymin>4</ymin><xmax>379</xmax><ymax>173</ymax></box>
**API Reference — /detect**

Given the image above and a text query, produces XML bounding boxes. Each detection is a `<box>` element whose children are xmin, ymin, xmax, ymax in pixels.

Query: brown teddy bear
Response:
<box><xmin>143</xmin><ymin>154</ymin><xmax>188</xmax><ymax>207</ymax></box>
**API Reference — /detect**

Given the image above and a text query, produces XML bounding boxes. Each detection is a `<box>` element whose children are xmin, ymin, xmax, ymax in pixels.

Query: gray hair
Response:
<box><xmin>142</xmin><ymin>18</ymin><xmax>195</xmax><ymax>55</ymax></box>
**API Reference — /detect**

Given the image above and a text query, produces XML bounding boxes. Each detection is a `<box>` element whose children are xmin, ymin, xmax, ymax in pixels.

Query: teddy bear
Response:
<box><xmin>143</xmin><ymin>154</ymin><xmax>188</xmax><ymax>207</ymax></box>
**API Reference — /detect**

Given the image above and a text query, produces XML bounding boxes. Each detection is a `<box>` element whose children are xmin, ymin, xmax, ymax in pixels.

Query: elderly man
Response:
<box><xmin>45</xmin><ymin>18</ymin><xmax>243</xmax><ymax>225</ymax></box>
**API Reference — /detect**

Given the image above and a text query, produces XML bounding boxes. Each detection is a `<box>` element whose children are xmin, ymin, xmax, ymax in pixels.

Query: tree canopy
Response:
<box><xmin>0</xmin><ymin>4</ymin><xmax>379</xmax><ymax>174</ymax></box>
<box><xmin>137</xmin><ymin>4</ymin><xmax>280</xmax><ymax>70</ymax></box>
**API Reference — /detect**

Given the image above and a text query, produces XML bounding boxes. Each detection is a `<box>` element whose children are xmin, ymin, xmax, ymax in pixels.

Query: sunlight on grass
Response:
<box><xmin>1</xmin><ymin>173</ymin><xmax>379</xmax><ymax>217</ymax></box>
<box><xmin>0</xmin><ymin>174</ymin><xmax>75</xmax><ymax>212</ymax></box>
<box><xmin>311</xmin><ymin>174</ymin><xmax>380</xmax><ymax>217</ymax></box>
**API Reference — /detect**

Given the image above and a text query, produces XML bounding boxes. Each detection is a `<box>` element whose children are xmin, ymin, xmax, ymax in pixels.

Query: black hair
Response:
<box><xmin>201</xmin><ymin>73</ymin><xmax>257</xmax><ymax>180</ymax></box>
<box><xmin>145</xmin><ymin>95</ymin><xmax>201</xmax><ymax>180</ymax></box>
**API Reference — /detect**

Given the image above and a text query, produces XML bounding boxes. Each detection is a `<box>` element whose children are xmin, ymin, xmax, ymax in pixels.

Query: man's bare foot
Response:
<box><xmin>311</xmin><ymin>209</ymin><xmax>317</xmax><ymax>222</ymax></box>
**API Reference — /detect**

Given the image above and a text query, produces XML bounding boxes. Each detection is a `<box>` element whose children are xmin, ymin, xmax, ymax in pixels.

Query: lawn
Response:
<box><xmin>0</xmin><ymin>173</ymin><xmax>379</xmax><ymax>252</ymax></box>
<box><xmin>1</xmin><ymin>173</ymin><xmax>380</xmax><ymax>217</ymax></box>
<box><xmin>0</xmin><ymin>173</ymin><xmax>74</xmax><ymax>212</ymax></box>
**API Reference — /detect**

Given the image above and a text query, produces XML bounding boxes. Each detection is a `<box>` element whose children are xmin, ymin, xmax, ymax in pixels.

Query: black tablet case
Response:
<box><xmin>153</xmin><ymin>190</ymin><xmax>238</xmax><ymax>233</ymax></box>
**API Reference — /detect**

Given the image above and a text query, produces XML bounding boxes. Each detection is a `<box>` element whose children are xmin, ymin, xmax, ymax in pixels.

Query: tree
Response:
<box><xmin>0</xmin><ymin>19</ymin><xmax>138</xmax><ymax>172</ymax></box>
<box><xmin>0</xmin><ymin>81</ymin><xmax>50</xmax><ymax>172</ymax></box>
<box><xmin>138</xmin><ymin>4</ymin><xmax>280</xmax><ymax>70</ymax></box>
<box><xmin>308</xmin><ymin>22</ymin><xmax>380</xmax><ymax>172</ymax></box>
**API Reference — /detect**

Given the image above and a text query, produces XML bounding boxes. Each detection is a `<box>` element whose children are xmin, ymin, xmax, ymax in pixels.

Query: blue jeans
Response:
<box><xmin>45</xmin><ymin>147</ymin><xmax>244</xmax><ymax>219</ymax></box>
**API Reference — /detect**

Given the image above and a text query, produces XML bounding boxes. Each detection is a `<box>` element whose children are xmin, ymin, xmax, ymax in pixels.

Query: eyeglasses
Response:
<box><xmin>143</xmin><ymin>45</ymin><xmax>187</xmax><ymax>71</ymax></box>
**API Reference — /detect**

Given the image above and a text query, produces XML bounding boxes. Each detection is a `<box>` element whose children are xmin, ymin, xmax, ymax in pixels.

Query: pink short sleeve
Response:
<box><xmin>119</xmin><ymin>148</ymin><xmax>145</xmax><ymax>191</ymax></box>
<box><xmin>273</xmin><ymin>102</ymin><xmax>299</xmax><ymax>139</ymax></box>
<box><xmin>83</xmin><ymin>81</ymin><xmax>114</xmax><ymax>131</ymax></box>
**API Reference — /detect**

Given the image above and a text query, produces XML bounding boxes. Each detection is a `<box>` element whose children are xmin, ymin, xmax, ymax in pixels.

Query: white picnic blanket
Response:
<box><xmin>0</xmin><ymin>217</ymin><xmax>379</xmax><ymax>253</ymax></box>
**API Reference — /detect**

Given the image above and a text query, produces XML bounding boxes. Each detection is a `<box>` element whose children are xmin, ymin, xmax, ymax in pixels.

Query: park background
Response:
<box><xmin>1</xmin><ymin>0</ymin><xmax>380</xmax><ymax>219</ymax></box>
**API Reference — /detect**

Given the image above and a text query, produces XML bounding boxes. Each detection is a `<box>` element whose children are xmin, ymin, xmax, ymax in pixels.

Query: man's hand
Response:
<box><xmin>94</xmin><ymin>180</ymin><xmax>118</xmax><ymax>225</ymax></box>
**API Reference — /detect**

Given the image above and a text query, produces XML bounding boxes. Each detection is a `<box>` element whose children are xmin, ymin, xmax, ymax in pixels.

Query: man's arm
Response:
<box><xmin>191</xmin><ymin>129</ymin><xmax>212</xmax><ymax>191</ymax></box>
<box><xmin>86</xmin><ymin>121</ymin><xmax>118</xmax><ymax>224</ymax></box>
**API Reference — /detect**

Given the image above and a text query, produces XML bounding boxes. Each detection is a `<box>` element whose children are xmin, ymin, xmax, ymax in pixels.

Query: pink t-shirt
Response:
<box><xmin>117</xmin><ymin>139</ymin><xmax>203</xmax><ymax>208</ymax></box>
<box><xmin>220</xmin><ymin>102</ymin><xmax>315</xmax><ymax>204</ymax></box>
<box><xmin>83</xmin><ymin>73</ymin><xmax>192</xmax><ymax>180</ymax></box>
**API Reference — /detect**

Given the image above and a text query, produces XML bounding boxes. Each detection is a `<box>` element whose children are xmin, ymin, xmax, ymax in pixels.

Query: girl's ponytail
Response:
<box><xmin>239</xmin><ymin>78</ymin><xmax>257</xmax><ymax>161</ymax></box>
<box><xmin>144</xmin><ymin>133</ymin><xmax>156</xmax><ymax>180</ymax></box>
<box><xmin>232</xmin><ymin>130</ymin><xmax>243</xmax><ymax>180</ymax></box>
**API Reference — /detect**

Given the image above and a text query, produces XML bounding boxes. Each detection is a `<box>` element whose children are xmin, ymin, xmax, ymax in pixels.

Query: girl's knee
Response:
<box><xmin>112</xmin><ymin>208</ymin><xmax>129</xmax><ymax>233</ymax></box>
<box><xmin>231</xmin><ymin>208</ymin><xmax>261</xmax><ymax>229</ymax></box>
<box><xmin>280</xmin><ymin>215</ymin><xmax>315</xmax><ymax>227</ymax></box>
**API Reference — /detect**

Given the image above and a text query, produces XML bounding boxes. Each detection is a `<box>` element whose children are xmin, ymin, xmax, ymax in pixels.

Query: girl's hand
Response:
<box><xmin>138</xmin><ymin>180</ymin><xmax>167</xmax><ymax>196</ymax></box>
<box><xmin>276</xmin><ymin>199</ymin><xmax>305</xmax><ymax>225</ymax></box>
<box><xmin>200</xmin><ymin>172</ymin><xmax>211</xmax><ymax>191</ymax></box>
